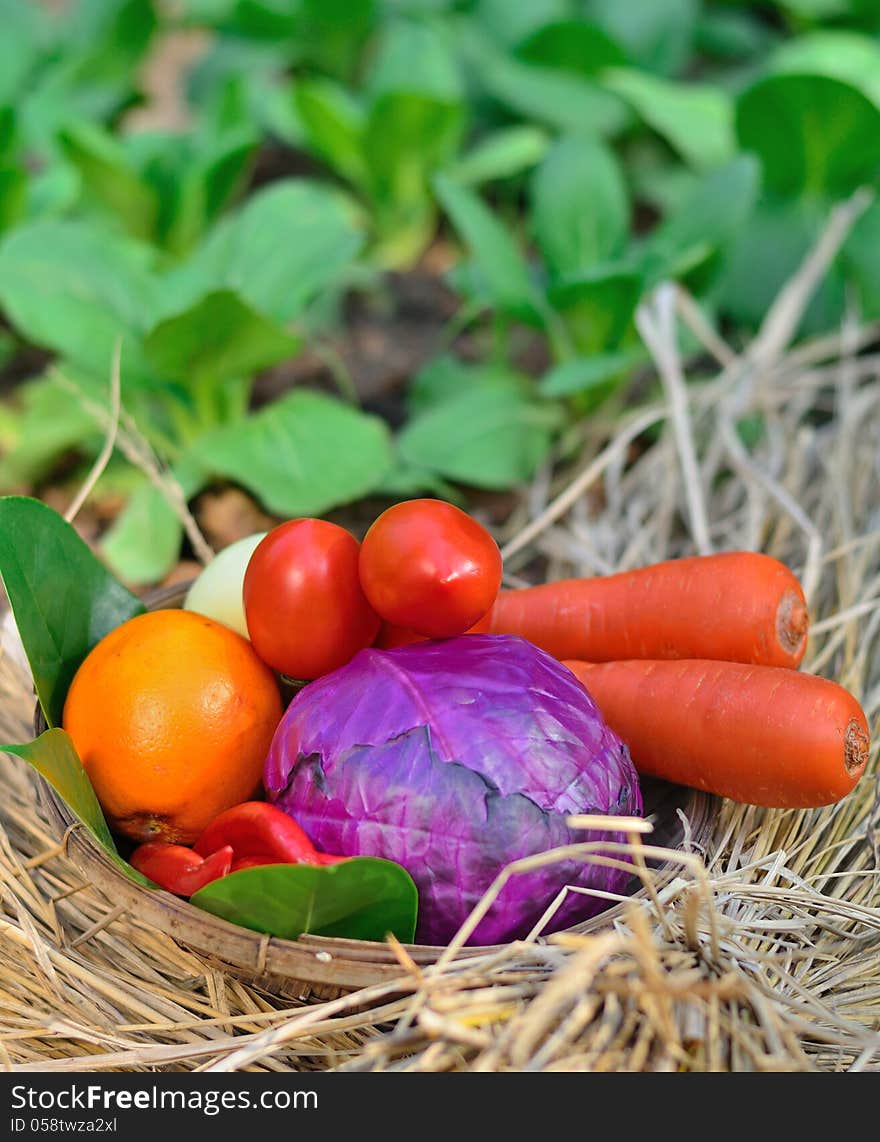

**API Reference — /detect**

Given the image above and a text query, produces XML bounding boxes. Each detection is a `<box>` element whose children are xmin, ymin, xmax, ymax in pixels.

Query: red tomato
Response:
<box><xmin>243</xmin><ymin>519</ymin><xmax>380</xmax><ymax>679</ymax></box>
<box><xmin>359</xmin><ymin>500</ymin><xmax>502</xmax><ymax>638</ymax></box>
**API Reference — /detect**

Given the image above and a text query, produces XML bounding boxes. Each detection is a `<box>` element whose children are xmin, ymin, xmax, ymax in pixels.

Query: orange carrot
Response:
<box><xmin>564</xmin><ymin>658</ymin><xmax>870</xmax><ymax>808</ymax></box>
<box><xmin>489</xmin><ymin>552</ymin><xmax>808</xmax><ymax>668</ymax></box>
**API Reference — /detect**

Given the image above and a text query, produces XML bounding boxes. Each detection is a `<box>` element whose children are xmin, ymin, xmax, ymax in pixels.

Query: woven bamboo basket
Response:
<box><xmin>35</xmin><ymin>583</ymin><xmax>720</xmax><ymax>1001</ymax></box>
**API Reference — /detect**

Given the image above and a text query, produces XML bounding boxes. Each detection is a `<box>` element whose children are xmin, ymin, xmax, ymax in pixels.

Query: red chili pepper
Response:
<box><xmin>194</xmin><ymin>801</ymin><xmax>348</xmax><ymax>870</ymax></box>
<box><xmin>194</xmin><ymin>801</ymin><xmax>318</xmax><ymax>866</ymax></box>
<box><xmin>130</xmin><ymin>842</ymin><xmax>233</xmax><ymax>896</ymax></box>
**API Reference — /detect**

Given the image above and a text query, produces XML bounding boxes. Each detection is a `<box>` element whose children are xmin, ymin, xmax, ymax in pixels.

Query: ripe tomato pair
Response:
<box><xmin>243</xmin><ymin>500</ymin><xmax>502</xmax><ymax>680</ymax></box>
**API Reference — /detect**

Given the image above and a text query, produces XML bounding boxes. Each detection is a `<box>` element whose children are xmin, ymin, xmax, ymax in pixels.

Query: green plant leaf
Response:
<box><xmin>4</xmin><ymin>730</ymin><xmax>110</xmax><ymax>854</ymax></box>
<box><xmin>770</xmin><ymin>30</ymin><xmax>880</xmax><ymax>107</ymax></box>
<box><xmin>398</xmin><ymin>371</ymin><xmax>563</xmax><ymax>490</ymax></box>
<box><xmin>583</xmin><ymin>0</ymin><xmax>699</xmax><ymax>76</ymax></box>
<box><xmin>144</xmin><ymin>290</ymin><xmax>299</xmax><ymax>386</ymax></box>
<box><xmin>59</xmin><ymin>120</ymin><xmax>160</xmax><ymax>242</ymax></box>
<box><xmin>365</xmin><ymin>93</ymin><xmax>465</xmax><ymax>193</ymax></box>
<box><xmin>124</xmin><ymin>127</ymin><xmax>257</xmax><ymax>255</ymax></box>
<box><xmin>515</xmin><ymin>19</ymin><xmax>625</xmax><ymax>73</ymax></box>
<box><xmin>0</xmin><ymin>374</ymin><xmax>103</xmax><ymax>487</ymax></box>
<box><xmin>530</xmin><ymin>134</ymin><xmax>629</xmax><ymax>279</ymax></box>
<box><xmin>365</xmin><ymin>92</ymin><xmax>465</xmax><ymax>264</ymax></box>
<box><xmin>473</xmin><ymin>0</ymin><xmax>571</xmax><ymax>50</ymax></box>
<box><xmin>407</xmin><ymin>355</ymin><xmax>530</xmax><ymax>417</ymax></box>
<box><xmin>192</xmin><ymin>390</ymin><xmax>393</xmax><ymax>518</ymax></box>
<box><xmin>445</xmin><ymin>125</ymin><xmax>549</xmax><ymax>186</ymax></box>
<box><xmin>100</xmin><ymin>459</ymin><xmax>206</xmax><ymax>587</ymax></box>
<box><xmin>191</xmin><ymin>857</ymin><xmax>418</xmax><ymax>943</ymax></box>
<box><xmin>0</xmin><ymin>496</ymin><xmax>145</xmax><ymax>726</ymax></box>
<box><xmin>0</xmin><ymin>0</ymin><xmax>45</xmax><ymax>105</ymax></box>
<box><xmin>718</xmin><ymin>194</ymin><xmax>846</xmax><ymax>335</ymax></box>
<box><xmin>735</xmin><ymin>73</ymin><xmax>880</xmax><ymax>197</ymax></box>
<box><xmin>0</xmin><ymin>165</ymin><xmax>26</xmax><ymax>234</ymax></box>
<box><xmin>434</xmin><ymin>174</ymin><xmax>540</xmax><ymax>320</ymax></box>
<box><xmin>539</xmin><ymin>348</ymin><xmax>648</xmax><ymax>397</ymax></box>
<box><xmin>366</xmin><ymin>17</ymin><xmax>462</xmax><ymax>104</ymax></box>
<box><xmin>295</xmin><ymin>79</ymin><xmax>367</xmax><ymax>188</ymax></box>
<box><xmin>603</xmin><ymin>67</ymin><xmax>735</xmax><ymax>171</ymax></box>
<box><xmin>461</xmin><ymin>24</ymin><xmax>630</xmax><ymax>136</ymax></box>
<box><xmin>637</xmin><ymin>154</ymin><xmax>760</xmax><ymax>285</ymax></box>
<box><xmin>1</xmin><ymin>730</ymin><xmax>152</xmax><ymax>884</ymax></box>
<box><xmin>841</xmin><ymin>197</ymin><xmax>880</xmax><ymax>319</ymax></box>
<box><xmin>0</xmin><ymin>219</ymin><xmax>160</xmax><ymax>376</ymax></box>
<box><xmin>548</xmin><ymin>266</ymin><xmax>643</xmax><ymax>354</ymax></box>
<box><xmin>161</xmin><ymin>179</ymin><xmax>365</xmax><ymax>324</ymax></box>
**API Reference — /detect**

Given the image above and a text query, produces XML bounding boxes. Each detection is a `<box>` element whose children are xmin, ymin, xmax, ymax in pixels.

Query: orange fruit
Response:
<box><xmin>62</xmin><ymin>609</ymin><xmax>283</xmax><ymax>845</ymax></box>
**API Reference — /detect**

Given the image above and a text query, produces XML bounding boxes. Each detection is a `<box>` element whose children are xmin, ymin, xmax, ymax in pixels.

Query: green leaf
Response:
<box><xmin>603</xmin><ymin>67</ymin><xmax>735</xmax><ymax>171</ymax></box>
<box><xmin>0</xmin><ymin>0</ymin><xmax>45</xmax><ymax>105</ymax></box>
<box><xmin>473</xmin><ymin>0</ymin><xmax>571</xmax><ymax>50</ymax></box>
<box><xmin>841</xmin><ymin>198</ymin><xmax>880</xmax><ymax>319</ymax></box>
<box><xmin>530</xmin><ymin>134</ymin><xmax>629</xmax><ymax>278</ymax></box>
<box><xmin>365</xmin><ymin>92</ymin><xmax>465</xmax><ymax>263</ymax></box>
<box><xmin>144</xmin><ymin>290</ymin><xmax>298</xmax><ymax>386</ymax></box>
<box><xmin>100</xmin><ymin>460</ymin><xmax>206</xmax><ymax>587</ymax></box>
<box><xmin>3</xmin><ymin>731</ymin><xmax>112</xmax><ymax>856</ymax></box>
<box><xmin>59</xmin><ymin>121</ymin><xmax>160</xmax><ymax>242</ymax></box>
<box><xmin>1</xmin><ymin>730</ymin><xmax>152</xmax><ymax>884</ymax></box>
<box><xmin>161</xmin><ymin>179</ymin><xmax>365</xmax><ymax>324</ymax></box>
<box><xmin>366</xmin><ymin>18</ymin><xmax>462</xmax><ymax>104</ymax></box>
<box><xmin>376</xmin><ymin>462</ymin><xmax>461</xmax><ymax>502</ymax></box>
<box><xmin>407</xmin><ymin>356</ymin><xmax>529</xmax><ymax>416</ymax></box>
<box><xmin>398</xmin><ymin>370</ymin><xmax>563</xmax><ymax>490</ymax></box>
<box><xmin>771</xmin><ymin>32</ymin><xmax>880</xmax><ymax>107</ymax></box>
<box><xmin>286</xmin><ymin>0</ymin><xmax>377</xmax><ymax>77</ymax></box>
<box><xmin>445</xmin><ymin>125</ymin><xmax>549</xmax><ymax>186</ymax></box>
<box><xmin>539</xmin><ymin>348</ymin><xmax>648</xmax><ymax>397</ymax></box>
<box><xmin>124</xmin><ymin>128</ymin><xmax>257</xmax><ymax>255</ymax></box>
<box><xmin>0</xmin><ymin>374</ymin><xmax>103</xmax><ymax>486</ymax></box>
<box><xmin>461</xmin><ymin>25</ymin><xmax>630</xmax><ymax>137</ymax></box>
<box><xmin>192</xmin><ymin>390</ymin><xmax>393</xmax><ymax>518</ymax></box>
<box><xmin>735</xmin><ymin>73</ymin><xmax>880</xmax><ymax>197</ymax></box>
<box><xmin>718</xmin><ymin>195</ymin><xmax>846</xmax><ymax>336</ymax></box>
<box><xmin>548</xmin><ymin>266</ymin><xmax>643</xmax><ymax>354</ymax></box>
<box><xmin>295</xmin><ymin>79</ymin><xmax>367</xmax><ymax>188</ymax></box>
<box><xmin>0</xmin><ymin>166</ymin><xmax>26</xmax><ymax>233</ymax></box>
<box><xmin>361</xmin><ymin>19</ymin><xmax>466</xmax><ymax>245</ymax></box>
<box><xmin>434</xmin><ymin>174</ymin><xmax>540</xmax><ymax>320</ymax></box>
<box><xmin>365</xmin><ymin>93</ymin><xmax>465</xmax><ymax>191</ymax></box>
<box><xmin>637</xmin><ymin>155</ymin><xmax>760</xmax><ymax>285</ymax></box>
<box><xmin>0</xmin><ymin>496</ymin><xmax>145</xmax><ymax>726</ymax></box>
<box><xmin>192</xmin><ymin>857</ymin><xmax>418</xmax><ymax>943</ymax></box>
<box><xmin>695</xmin><ymin>8</ymin><xmax>778</xmax><ymax>61</ymax></box>
<box><xmin>515</xmin><ymin>20</ymin><xmax>625</xmax><ymax>74</ymax></box>
<box><xmin>0</xmin><ymin>219</ymin><xmax>160</xmax><ymax>376</ymax></box>
<box><xmin>583</xmin><ymin>0</ymin><xmax>698</xmax><ymax>76</ymax></box>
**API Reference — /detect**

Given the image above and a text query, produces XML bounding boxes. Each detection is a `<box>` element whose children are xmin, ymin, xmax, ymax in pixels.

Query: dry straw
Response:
<box><xmin>2</xmin><ymin>191</ymin><xmax>880</xmax><ymax>1071</ymax></box>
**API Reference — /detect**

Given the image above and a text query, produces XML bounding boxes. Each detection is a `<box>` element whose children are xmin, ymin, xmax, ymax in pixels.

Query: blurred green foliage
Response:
<box><xmin>0</xmin><ymin>0</ymin><xmax>879</xmax><ymax>581</ymax></box>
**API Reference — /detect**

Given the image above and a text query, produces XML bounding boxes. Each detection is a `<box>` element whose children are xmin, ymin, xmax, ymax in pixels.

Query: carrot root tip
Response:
<box><xmin>844</xmin><ymin>719</ymin><xmax>870</xmax><ymax>778</ymax></box>
<box><xmin>776</xmin><ymin>590</ymin><xmax>809</xmax><ymax>659</ymax></box>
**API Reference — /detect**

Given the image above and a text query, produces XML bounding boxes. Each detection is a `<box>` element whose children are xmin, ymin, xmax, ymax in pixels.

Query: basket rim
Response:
<box><xmin>32</xmin><ymin>581</ymin><xmax>721</xmax><ymax>991</ymax></box>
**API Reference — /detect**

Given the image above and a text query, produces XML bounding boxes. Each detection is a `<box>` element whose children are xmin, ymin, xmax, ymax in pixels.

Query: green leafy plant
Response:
<box><xmin>0</xmin><ymin>180</ymin><xmax>394</xmax><ymax>583</ymax></box>
<box><xmin>2</xmin><ymin>0</ymin><xmax>880</xmax><ymax>576</ymax></box>
<box><xmin>295</xmin><ymin>17</ymin><xmax>546</xmax><ymax>267</ymax></box>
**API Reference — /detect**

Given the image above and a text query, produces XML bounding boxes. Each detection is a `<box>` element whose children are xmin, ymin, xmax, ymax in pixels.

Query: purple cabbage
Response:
<box><xmin>264</xmin><ymin>634</ymin><xmax>642</xmax><ymax>945</ymax></box>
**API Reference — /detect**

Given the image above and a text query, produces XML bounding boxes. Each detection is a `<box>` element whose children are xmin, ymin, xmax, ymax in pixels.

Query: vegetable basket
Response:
<box><xmin>34</xmin><ymin>583</ymin><xmax>720</xmax><ymax>1002</ymax></box>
